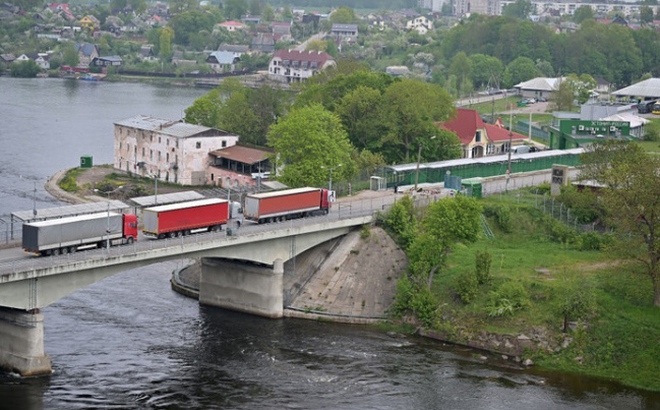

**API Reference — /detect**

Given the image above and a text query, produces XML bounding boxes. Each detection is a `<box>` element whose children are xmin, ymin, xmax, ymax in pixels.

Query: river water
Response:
<box><xmin>0</xmin><ymin>77</ymin><xmax>659</xmax><ymax>409</ymax></box>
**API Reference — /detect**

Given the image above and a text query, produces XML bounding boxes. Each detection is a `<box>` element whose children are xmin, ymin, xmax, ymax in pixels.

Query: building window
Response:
<box><xmin>150</xmin><ymin>149</ymin><xmax>153</xmax><ymax>159</ymax></box>
<box><xmin>142</xmin><ymin>147</ymin><xmax>145</xmax><ymax>156</ymax></box>
<box><xmin>150</xmin><ymin>135</ymin><xmax>153</xmax><ymax>142</ymax></box>
<box><xmin>158</xmin><ymin>151</ymin><xmax>161</xmax><ymax>160</ymax></box>
<box><xmin>166</xmin><ymin>153</ymin><xmax>169</xmax><ymax>162</ymax></box>
<box><xmin>196</xmin><ymin>141</ymin><xmax>201</xmax><ymax>149</ymax></box>
<box><xmin>158</xmin><ymin>137</ymin><xmax>161</xmax><ymax>143</ymax></box>
<box><xmin>222</xmin><ymin>140</ymin><xmax>227</xmax><ymax>148</ymax></box>
<box><xmin>476</xmin><ymin>131</ymin><xmax>482</xmax><ymax>143</ymax></box>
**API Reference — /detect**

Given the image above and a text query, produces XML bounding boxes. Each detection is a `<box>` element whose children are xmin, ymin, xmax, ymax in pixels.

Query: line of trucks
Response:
<box><xmin>22</xmin><ymin>187</ymin><xmax>333</xmax><ymax>256</ymax></box>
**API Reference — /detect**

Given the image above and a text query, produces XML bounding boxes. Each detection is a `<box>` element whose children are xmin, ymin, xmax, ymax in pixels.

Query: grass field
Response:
<box><xmin>418</xmin><ymin>190</ymin><xmax>660</xmax><ymax>391</ymax></box>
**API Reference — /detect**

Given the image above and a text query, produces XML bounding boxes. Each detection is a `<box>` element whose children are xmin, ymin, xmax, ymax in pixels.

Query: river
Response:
<box><xmin>0</xmin><ymin>77</ymin><xmax>659</xmax><ymax>409</ymax></box>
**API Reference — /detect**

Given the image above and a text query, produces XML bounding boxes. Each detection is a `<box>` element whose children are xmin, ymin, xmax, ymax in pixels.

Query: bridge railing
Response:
<box><xmin>0</xmin><ymin>196</ymin><xmax>401</xmax><ymax>275</ymax></box>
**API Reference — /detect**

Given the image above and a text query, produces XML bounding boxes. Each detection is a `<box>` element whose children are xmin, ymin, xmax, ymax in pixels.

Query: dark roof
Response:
<box><xmin>209</xmin><ymin>145</ymin><xmax>271</xmax><ymax>165</ymax></box>
<box><xmin>272</xmin><ymin>49</ymin><xmax>334</xmax><ymax>65</ymax></box>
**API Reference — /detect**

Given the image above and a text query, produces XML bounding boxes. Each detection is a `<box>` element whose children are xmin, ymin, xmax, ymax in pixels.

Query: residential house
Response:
<box><xmin>611</xmin><ymin>77</ymin><xmax>660</xmax><ymax>101</ymax></box>
<box><xmin>330</xmin><ymin>23</ymin><xmax>358</xmax><ymax>42</ymax></box>
<box><xmin>242</xmin><ymin>15</ymin><xmax>261</xmax><ymax>25</ymax></box>
<box><xmin>268</xmin><ymin>49</ymin><xmax>336</xmax><ymax>83</ymax></box>
<box><xmin>92</xmin><ymin>55</ymin><xmax>123</xmax><ymax>67</ymax></box>
<box><xmin>513</xmin><ymin>77</ymin><xmax>565</xmax><ymax>100</ymax></box>
<box><xmin>121</xmin><ymin>20</ymin><xmax>140</xmax><ymax>33</ymax></box>
<box><xmin>114</xmin><ymin>115</ymin><xmax>239</xmax><ymax>186</ymax></box>
<box><xmin>214</xmin><ymin>20</ymin><xmax>246</xmax><ymax>33</ymax></box>
<box><xmin>251</xmin><ymin>33</ymin><xmax>275</xmax><ymax>54</ymax></box>
<box><xmin>217</xmin><ymin>44</ymin><xmax>250</xmax><ymax>57</ymax></box>
<box><xmin>406</xmin><ymin>16</ymin><xmax>433</xmax><ymax>34</ymax></box>
<box><xmin>385</xmin><ymin>66</ymin><xmax>411</xmax><ymax>77</ymax></box>
<box><xmin>15</xmin><ymin>53</ymin><xmax>50</xmax><ymax>70</ymax></box>
<box><xmin>75</xmin><ymin>43</ymin><xmax>99</xmax><ymax>66</ymax></box>
<box><xmin>0</xmin><ymin>53</ymin><xmax>16</xmax><ymax>65</ymax></box>
<box><xmin>79</xmin><ymin>15</ymin><xmax>100</xmax><ymax>30</ymax></box>
<box><xmin>271</xmin><ymin>21</ymin><xmax>292</xmax><ymax>42</ymax></box>
<box><xmin>139</xmin><ymin>44</ymin><xmax>157</xmax><ymax>61</ymax></box>
<box><xmin>207</xmin><ymin>145</ymin><xmax>273</xmax><ymax>188</ymax></box>
<box><xmin>439</xmin><ymin>108</ymin><xmax>530</xmax><ymax>158</ymax></box>
<box><xmin>206</xmin><ymin>51</ymin><xmax>239</xmax><ymax>73</ymax></box>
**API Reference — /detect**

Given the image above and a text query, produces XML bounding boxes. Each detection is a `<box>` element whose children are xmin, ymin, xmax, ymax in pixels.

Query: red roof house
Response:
<box><xmin>438</xmin><ymin>108</ymin><xmax>530</xmax><ymax>158</ymax></box>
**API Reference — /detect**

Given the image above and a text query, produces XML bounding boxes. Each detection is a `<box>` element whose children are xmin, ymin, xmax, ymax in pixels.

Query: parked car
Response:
<box><xmin>522</xmin><ymin>98</ymin><xmax>536</xmax><ymax>104</ymax></box>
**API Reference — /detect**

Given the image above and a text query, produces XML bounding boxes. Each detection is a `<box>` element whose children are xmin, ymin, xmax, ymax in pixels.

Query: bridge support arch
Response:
<box><xmin>199</xmin><ymin>258</ymin><xmax>284</xmax><ymax>318</ymax></box>
<box><xmin>0</xmin><ymin>308</ymin><xmax>51</xmax><ymax>376</ymax></box>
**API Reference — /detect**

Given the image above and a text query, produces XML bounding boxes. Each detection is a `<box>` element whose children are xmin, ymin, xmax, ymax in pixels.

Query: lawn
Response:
<box><xmin>422</xmin><ymin>190</ymin><xmax>660</xmax><ymax>391</ymax></box>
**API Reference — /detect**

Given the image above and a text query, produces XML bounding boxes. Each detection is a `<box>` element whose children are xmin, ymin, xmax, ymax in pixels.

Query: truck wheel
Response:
<box><xmin>61</xmin><ymin>247</ymin><xmax>68</xmax><ymax>255</ymax></box>
<box><xmin>126</xmin><ymin>237</ymin><xmax>134</xmax><ymax>245</ymax></box>
<box><xmin>70</xmin><ymin>246</ymin><xmax>78</xmax><ymax>253</ymax></box>
<box><xmin>53</xmin><ymin>248</ymin><xmax>61</xmax><ymax>256</ymax></box>
<box><xmin>158</xmin><ymin>234</ymin><xmax>166</xmax><ymax>240</ymax></box>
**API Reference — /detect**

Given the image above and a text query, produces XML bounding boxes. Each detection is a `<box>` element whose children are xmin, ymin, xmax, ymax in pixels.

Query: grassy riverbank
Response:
<box><xmin>391</xmin><ymin>189</ymin><xmax>660</xmax><ymax>392</ymax></box>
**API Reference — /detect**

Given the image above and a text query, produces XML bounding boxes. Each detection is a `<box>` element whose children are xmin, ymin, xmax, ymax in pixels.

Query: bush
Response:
<box><xmin>455</xmin><ymin>271</ymin><xmax>479</xmax><ymax>304</ymax></box>
<box><xmin>541</xmin><ymin>215</ymin><xmax>578</xmax><ymax>244</ymax></box>
<box><xmin>475</xmin><ymin>249</ymin><xmax>492</xmax><ymax>284</ymax></box>
<box><xmin>486</xmin><ymin>280</ymin><xmax>530</xmax><ymax>317</ymax></box>
<box><xmin>483</xmin><ymin>203</ymin><xmax>513</xmax><ymax>233</ymax></box>
<box><xmin>577</xmin><ymin>232</ymin><xmax>603</xmax><ymax>251</ymax></box>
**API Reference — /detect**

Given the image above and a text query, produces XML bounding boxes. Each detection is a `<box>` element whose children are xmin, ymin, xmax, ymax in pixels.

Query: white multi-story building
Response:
<box><xmin>114</xmin><ymin>115</ymin><xmax>239</xmax><ymax>186</ymax></box>
<box><xmin>268</xmin><ymin>50</ymin><xmax>336</xmax><ymax>83</ymax></box>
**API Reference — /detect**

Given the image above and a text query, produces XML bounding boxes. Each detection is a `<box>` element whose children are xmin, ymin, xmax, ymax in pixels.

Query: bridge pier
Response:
<box><xmin>199</xmin><ymin>257</ymin><xmax>284</xmax><ymax>318</ymax></box>
<box><xmin>0</xmin><ymin>307</ymin><xmax>51</xmax><ymax>377</ymax></box>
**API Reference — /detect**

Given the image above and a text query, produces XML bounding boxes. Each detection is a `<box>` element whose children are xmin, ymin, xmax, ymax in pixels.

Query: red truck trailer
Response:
<box><xmin>142</xmin><ymin>198</ymin><xmax>230</xmax><ymax>239</ymax></box>
<box><xmin>243</xmin><ymin>187</ymin><xmax>331</xmax><ymax>224</ymax></box>
<box><xmin>23</xmin><ymin>212</ymin><xmax>138</xmax><ymax>256</ymax></box>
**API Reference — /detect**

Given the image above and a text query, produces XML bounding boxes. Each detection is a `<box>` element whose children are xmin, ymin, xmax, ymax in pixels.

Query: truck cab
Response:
<box><xmin>229</xmin><ymin>201</ymin><xmax>244</xmax><ymax>226</ymax></box>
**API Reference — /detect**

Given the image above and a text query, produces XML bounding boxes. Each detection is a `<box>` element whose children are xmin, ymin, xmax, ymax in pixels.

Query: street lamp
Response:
<box><xmin>414</xmin><ymin>136</ymin><xmax>436</xmax><ymax>191</ymax></box>
<box><xmin>322</xmin><ymin>164</ymin><xmax>342</xmax><ymax>191</ymax></box>
<box><xmin>93</xmin><ymin>186</ymin><xmax>123</xmax><ymax>251</ymax></box>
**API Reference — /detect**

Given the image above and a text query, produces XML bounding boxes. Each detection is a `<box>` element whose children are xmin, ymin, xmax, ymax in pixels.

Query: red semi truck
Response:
<box><xmin>243</xmin><ymin>187</ymin><xmax>332</xmax><ymax>224</ymax></box>
<box><xmin>23</xmin><ymin>212</ymin><xmax>138</xmax><ymax>256</ymax></box>
<box><xmin>142</xmin><ymin>198</ymin><xmax>233</xmax><ymax>239</ymax></box>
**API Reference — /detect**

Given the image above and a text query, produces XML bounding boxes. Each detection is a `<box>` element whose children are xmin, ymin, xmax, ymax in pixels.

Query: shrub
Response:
<box><xmin>360</xmin><ymin>225</ymin><xmax>371</xmax><ymax>240</ymax></box>
<box><xmin>483</xmin><ymin>203</ymin><xmax>513</xmax><ymax>233</ymax></box>
<box><xmin>475</xmin><ymin>249</ymin><xmax>492</xmax><ymax>284</ymax></box>
<box><xmin>486</xmin><ymin>280</ymin><xmax>530</xmax><ymax>317</ymax></box>
<box><xmin>410</xmin><ymin>286</ymin><xmax>438</xmax><ymax>327</ymax></box>
<box><xmin>455</xmin><ymin>271</ymin><xmax>479</xmax><ymax>304</ymax></box>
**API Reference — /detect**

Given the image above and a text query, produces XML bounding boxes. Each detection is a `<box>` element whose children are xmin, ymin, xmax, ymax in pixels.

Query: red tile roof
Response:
<box><xmin>438</xmin><ymin>108</ymin><xmax>527</xmax><ymax>144</ymax></box>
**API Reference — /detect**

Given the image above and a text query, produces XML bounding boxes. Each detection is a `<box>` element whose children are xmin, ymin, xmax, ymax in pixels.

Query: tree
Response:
<box><xmin>448</xmin><ymin>51</ymin><xmax>472</xmax><ymax>99</ymax></box>
<box><xmin>502</xmin><ymin>0</ymin><xmax>533</xmax><ymax>19</ymax></box>
<box><xmin>468</xmin><ymin>54</ymin><xmax>504</xmax><ymax>90</ymax></box>
<box><xmin>329</xmin><ymin>7</ymin><xmax>355</xmax><ymax>24</ymax></box>
<box><xmin>551</xmin><ymin>78</ymin><xmax>575</xmax><ymax>111</ymax></box>
<box><xmin>502</xmin><ymin>56</ymin><xmax>540</xmax><ymax>88</ymax></box>
<box><xmin>10</xmin><ymin>60</ymin><xmax>40</xmax><ymax>77</ymax></box>
<box><xmin>224</xmin><ymin>0</ymin><xmax>248</xmax><ymax>20</ymax></box>
<box><xmin>268</xmin><ymin>104</ymin><xmax>355</xmax><ymax>188</ymax></box>
<box><xmin>409</xmin><ymin>195</ymin><xmax>482</xmax><ymax>290</ymax></box>
<box><xmin>381</xmin><ymin>79</ymin><xmax>455</xmax><ymax>163</ymax></box>
<box><xmin>159</xmin><ymin>27</ymin><xmax>174</xmax><ymax>61</ymax></box>
<box><xmin>573</xmin><ymin>6</ymin><xmax>594</xmax><ymax>24</ymax></box>
<box><xmin>641</xmin><ymin>5</ymin><xmax>654</xmax><ymax>24</ymax></box>
<box><xmin>335</xmin><ymin>85</ymin><xmax>387</xmax><ymax>152</ymax></box>
<box><xmin>61</xmin><ymin>41</ymin><xmax>79</xmax><ymax>67</ymax></box>
<box><xmin>579</xmin><ymin>141</ymin><xmax>660</xmax><ymax>307</ymax></box>
<box><xmin>184</xmin><ymin>88</ymin><xmax>223</xmax><ymax>127</ymax></box>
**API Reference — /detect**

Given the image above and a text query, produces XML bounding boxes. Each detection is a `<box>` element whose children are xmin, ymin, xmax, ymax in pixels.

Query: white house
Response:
<box><xmin>406</xmin><ymin>16</ymin><xmax>433</xmax><ymax>34</ymax></box>
<box><xmin>514</xmin><ymin>77</ymin><xmax>566</xmax><ymax>99</ymax></box>
<box><xmin>114</xmin><ymin>115</ymin><xmax>239</xmax><ymax>186</ymax></box>
<box><xmin>268</xmin><ymin>49</ymin><xmax>336</xmax><ymax>83</ymax></box>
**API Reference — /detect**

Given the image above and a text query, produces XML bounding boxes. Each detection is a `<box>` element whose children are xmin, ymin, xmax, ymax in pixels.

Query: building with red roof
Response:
<box><xmin>268</xmin><ymin>49</ymin><xmax>336</xmax><ymax>83</ymax></box>
<box><xmin>438</xmin><ymin>108</ymin><xmax>530</xmax><ymax>158</ymax></box>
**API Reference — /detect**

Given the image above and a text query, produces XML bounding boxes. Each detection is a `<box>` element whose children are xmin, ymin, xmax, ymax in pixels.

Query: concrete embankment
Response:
<box><xmin>171</xmin><ymin>224</ymin><xmax>408</xmax><ymax>324</ymax></box>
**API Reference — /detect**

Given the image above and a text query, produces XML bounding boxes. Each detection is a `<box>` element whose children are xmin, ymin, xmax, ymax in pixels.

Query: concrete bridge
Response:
<box><xmin>0</xmin><ymin>213</ymin><xmax>375</xmax><ymax>377</ymax></box>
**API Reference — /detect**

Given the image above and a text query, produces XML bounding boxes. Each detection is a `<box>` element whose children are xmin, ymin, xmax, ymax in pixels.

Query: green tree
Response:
<box><xmin>573</xmin><ymin>6</ymin><xmax>594</xmax><ymax>24</ymax></box>
<box><xmin>641</xmin><ymin>6</ymin><xmax>654</xmax><ymax>24</ymax></box>
<box><xmin>410</xmin><ymin>195</ymin><xmax>482</xmax><ymax>290</ymax></box>
<box><xmin>159</xmin><ymin>27</ymin><xmax>174</xmax><ymax>61</ymax></box>
<box><xmin>335</xmin><ymin>85</ymin><xmax>387</xmax><ymax>152</ymax></box>
<box><xmin>329</xmin><ymin>7</ymin><xmax>356</xmax><ymax>24</ymax></box>
<box><xmin>502</xmin><ymin>0</ymin><xmax>533</xmax><ymax>19</ymax></box>
<box><xmin>535</xmin><ymin>59</ymin><xmax>554</xmax><ymax>77</ymax></box>
<box><xmin>224</xmin><ymin>0</ymin><xmax>248</xmax><ymax>20</ymax></box>
<box><xmin>502</xmin><ymin>56</ymin><xmax>540</xmax><ymax>88</ymax></box>
<box><xmin>468</xmin><ymin>54</ymin><xmax>504</xmax><ymax>90</ymax></box>
<box><xmin>268</xmin><ymin>104</ymin><xmax>355</xmax><ymax>188</ymax></box>
<box><xmin>381</xmin><ymin>79</ymin><xmax>455</xmax><ymax>163</ymax></box>
<box><xmin>551</xmin><ymin>78</ymin><xmax>575</xmax><ymax>111</ymax></box>
<box><xmin>449</xmin><ymin>51</ymin><xmax>472</xmax><ymax>99</ymax></box>
<box><xmin>10</xmin><ymin>60</ymin><xmax>40</xmax><ymax>77</ymax></box>
<box><xmin>261</xmin><ymin>4</ymin><xmax>274</xmax><ymax>22</ymax></box>
<box><xmin>61</xmin><ymin>41</ymin><xmax>79</xmax><ymax>67</ymax></box>
<box><xmin>184</xmin><ymin>88</ymin><xmax>223</xmax><ymax>127</ymax></box>
<box><xmin>580</xmin><ymin>141</ymin><xmax>660</xmax><ymax>307</ymax></box>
